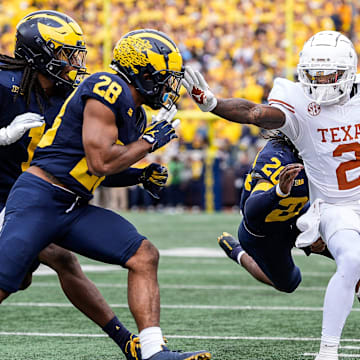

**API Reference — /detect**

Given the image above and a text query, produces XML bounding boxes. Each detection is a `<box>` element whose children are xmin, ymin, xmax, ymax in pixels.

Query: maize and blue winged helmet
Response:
<box><xmin>110</xmin><ymin>29</ymin><xmax>184</xmax><ymax>110</ymax></box>
<box><xmin>15</xmin><ymin>10</ymin><xmax>87</xmax><ymax>89</ymax></box>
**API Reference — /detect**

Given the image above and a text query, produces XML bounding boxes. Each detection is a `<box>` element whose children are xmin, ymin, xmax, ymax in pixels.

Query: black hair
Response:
<box><xmin>0</xmin><ymin>54</ymin><xmax>46</xmax><ymax>113</ymax></box>
<box><xmin>264</xmin><ymin>130</ymin><xmax>301</xmax><ymax>161</ymax></box>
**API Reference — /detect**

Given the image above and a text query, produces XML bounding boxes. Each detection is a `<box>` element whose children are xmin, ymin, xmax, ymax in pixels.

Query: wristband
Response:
<box><xmin>275</xmin><ymin>183</ymin><xmax>290</xmax><ymax>197</ymax></box>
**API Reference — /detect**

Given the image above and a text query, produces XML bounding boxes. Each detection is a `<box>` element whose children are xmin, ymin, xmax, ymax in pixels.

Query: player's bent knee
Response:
<box><xmin>338</xmin><ymin>251</ymin><xmax>360</xmax><ymax>278</ymax></box>
<box><xmin>126</xmin><ymin>239</ymin><xmax>159</xmax><ymax>271</ymax></box>
<box><xmin>39</xmin><ymin>244</ymin><xmax>80</xmax><ymax>275</ymax></box>
<box><xmin>19</xmin><ymin>272</ymin><xmax>33</xmax><ymax>290</ymax></box>
<box><xmin>274</xmin><ymin>271</ymin><xmax>301</xmax><ymax>293</ymax></box>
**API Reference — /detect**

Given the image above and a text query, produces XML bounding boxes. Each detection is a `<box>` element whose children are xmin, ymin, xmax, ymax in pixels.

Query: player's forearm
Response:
<box><xmin>244</xmin><ymin>187</ymin><xmax>284</xmax><ymax>226</ymax></box>
<box><xmin>101</xmin><ymin>167</ymin><xmax>143</xmax><ymax>187</ymax></box>
<box><xmin>87</xmin><ymin>139</ymin><xmax>152</xmax><ymax>176</ymax></box>
<box><xmin>213</xmin><ymin>99</ymin><xmax>285</xmax><ymax>129</ymax></box>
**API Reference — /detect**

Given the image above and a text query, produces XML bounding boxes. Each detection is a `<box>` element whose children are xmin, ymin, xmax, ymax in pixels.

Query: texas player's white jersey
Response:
<box><xmin>268</xmin><ymin>77</ymin><xmax>360</xmax><ymax>204</ymax></box>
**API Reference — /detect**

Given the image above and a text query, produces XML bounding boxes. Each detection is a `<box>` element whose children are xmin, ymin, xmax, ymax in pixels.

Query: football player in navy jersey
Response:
<box><xmin>0</xmin><ymin>29</ymin><xmax>211</xmax><ymax>360</ymax></box>
<box><xmin>0</xmin><ymin>10</ymin><xmax>146</xmax><ymax>360</ymax></box>
<box><xmin>218</xmin><ymin>132</ymin><xmax>331</xmax><ymax>292</ymax></box>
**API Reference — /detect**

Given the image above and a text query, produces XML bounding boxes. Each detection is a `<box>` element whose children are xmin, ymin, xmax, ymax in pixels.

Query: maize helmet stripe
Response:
<box><xmin>17</xmin><ymin>13</ymin><xmax>85</xmax><ymax>48</ymax></box>
<box><xmin>131</xmin><ymin>32</ymin><xmax>178</xmax><ymax>53</ymax></box>
<box><xmin>38</xmin><ymin>23</ymin><xmax>84</xmax><ymax>48</ymax></box>
<box><xmin>17</xmin><ymin>13</ymin><xmax>83</xmax><ymax>35</ymax></box>
<box><xmin>131</xmin><ymin>31</ymin><xmax>182</xmax><ymax>71</ymax></box>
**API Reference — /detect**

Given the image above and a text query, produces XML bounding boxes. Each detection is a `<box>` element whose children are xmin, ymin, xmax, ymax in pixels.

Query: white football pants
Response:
<box><xmin>321</xmin><ymin>228</ymin><xmax>360</xmax><ymax>340</ymax></box>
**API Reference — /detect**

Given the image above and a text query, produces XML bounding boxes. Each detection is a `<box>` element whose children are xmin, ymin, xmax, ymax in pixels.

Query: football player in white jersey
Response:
<box><xmin>183</xmin><ymin>31</ymin><xmax>360</xmax><ymax>360</ymax></box>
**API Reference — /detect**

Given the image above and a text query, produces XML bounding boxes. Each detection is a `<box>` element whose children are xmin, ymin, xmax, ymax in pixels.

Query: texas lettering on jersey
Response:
<box><xmin>317</xmin><ymin>124</ymin><xmax>360</xmax><ymax>143</ymax></box>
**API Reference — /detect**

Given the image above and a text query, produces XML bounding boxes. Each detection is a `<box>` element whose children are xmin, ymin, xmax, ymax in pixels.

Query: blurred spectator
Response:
<box><xmin>167</xmin><ymin>155</ymin><xmax>185</xmax><ymax>208</ymax></box>
<box><xmin>234</xmin><ymin>152</ymin><xmax>252</xmax><ymax>206</ymax></box>
<box><xmin>1</xmin><ymin>0</ymin><xmax>359</xmax><ymax>211</ymax></box>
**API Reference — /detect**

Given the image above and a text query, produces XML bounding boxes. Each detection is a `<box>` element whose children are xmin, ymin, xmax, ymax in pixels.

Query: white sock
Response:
<box><xmin>139</xmin><ymin>327</ymin><xmax>164</xmax><ymax>359</ymax></box>
<box><xmin>318</xmin><ymin>335</ymin><xmax>339</xmax><ymax>358</ymax></box>
<box><xmin>237</xmin><ymin>250</ymin><xmax>246</xmax><ymax>265</ymax></box>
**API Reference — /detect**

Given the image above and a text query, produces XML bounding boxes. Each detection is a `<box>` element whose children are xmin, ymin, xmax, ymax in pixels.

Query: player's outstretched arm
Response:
<box><xmin>183</xmin><ymin>65</ymin><xmax>285</xmax><ymax>130</ymax></box>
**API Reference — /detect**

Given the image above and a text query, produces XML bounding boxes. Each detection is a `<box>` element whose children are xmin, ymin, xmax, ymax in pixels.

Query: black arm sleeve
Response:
<box><xmin>101</xmin><ymin>167</ymin><xmax>143</xmax><ymax>187</ymax></box>
<box><xmin>243</xmin><ymin>186</ymin><xmax>283</xmax><ymax>228</ymax></box>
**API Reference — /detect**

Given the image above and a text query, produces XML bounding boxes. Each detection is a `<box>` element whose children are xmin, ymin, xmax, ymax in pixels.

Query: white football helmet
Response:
<box><xmin>297</xmin><ymin>31</ymin><xmax>357</xmax><ymax>105</ymax></box>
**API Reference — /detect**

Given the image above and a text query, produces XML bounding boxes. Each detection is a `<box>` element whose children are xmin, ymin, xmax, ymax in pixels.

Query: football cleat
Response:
<box><xmin>218</xmin><ymin>232</ymin><xmax>243</xmax><ymax>265</ymax></box>
<box><xmin>146</xmin><ymin>346</ymin><xmax>211</xmax><ymax>360</ymax></box>
<box><xmin>125</xmin><ymin>334</ymin><xmax>142</xmax><ymax>360</ymax></box>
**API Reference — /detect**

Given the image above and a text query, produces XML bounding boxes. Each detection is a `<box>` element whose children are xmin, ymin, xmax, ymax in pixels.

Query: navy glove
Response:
<box><xmin>142</xmin><ymin>106</ymin><xmax>179</xmax><ymax>153</ymax></box>
<box><xmin>140</xmin><ymin>163</ymin><xmax>168</xmax><ymax>199</ymax></box>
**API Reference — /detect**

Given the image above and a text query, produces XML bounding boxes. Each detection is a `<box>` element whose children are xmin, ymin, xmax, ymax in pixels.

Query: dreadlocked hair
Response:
<box><xmin>263</xmin><ymin>130</ymin><xmax>302</xmax><ymax>162</ymax></box>
<box><xmin>0</xmin><ymin>54</ymin><xmax>46</xmax><ymax>113</ymax></box>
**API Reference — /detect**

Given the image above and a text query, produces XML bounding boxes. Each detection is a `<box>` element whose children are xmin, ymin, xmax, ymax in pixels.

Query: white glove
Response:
<box><xmin>182</xmin><ymin>65</ymin><xmax>217</xmax><ymax>112</ymax></box>
<box><xmin>0</xmin><ymin>112</ymin><xmax>44</xmax><ymax>146</ymax></box>
<box><xmin>152</xmin><ymin>104</ymin><xmax>180</xmax><ymax>129</ymax></box>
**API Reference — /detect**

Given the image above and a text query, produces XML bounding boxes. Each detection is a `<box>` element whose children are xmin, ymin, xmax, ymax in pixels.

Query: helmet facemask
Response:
<box><xmin>298</xmin><ymin>66</ymin><xmax>354</xmax><ymax>105</ymax></box>
<box><xmin>140</xmin><ymin>69</ymin><xmax>184</xmax><ymax>110</ymax></box>
<box><xmin>49</xmin><ymin>41</ymin><xmax>87</xmax><ymax>88</ymax></box>
<box><xmin>297</xmin><ymin>31</ymin><xmax>357</xmax><ymax>105</ymax></box>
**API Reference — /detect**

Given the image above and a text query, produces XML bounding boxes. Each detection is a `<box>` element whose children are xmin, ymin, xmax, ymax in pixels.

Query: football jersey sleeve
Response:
<box><xmin>268</xmin><ymin>78</ymin><xmax>300</xmax><ymax>142</ymax></box>
<box><xmin>79</xmin><ymin>72</ymin><xmax>134</xmax><ymax>125</ymax></box>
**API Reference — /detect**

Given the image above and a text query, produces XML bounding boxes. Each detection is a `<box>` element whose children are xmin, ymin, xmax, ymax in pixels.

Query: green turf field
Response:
<box><xmin>1</xmin><ymin>211</ymin><xmax>359</xmax><ymax>360</ymax></box>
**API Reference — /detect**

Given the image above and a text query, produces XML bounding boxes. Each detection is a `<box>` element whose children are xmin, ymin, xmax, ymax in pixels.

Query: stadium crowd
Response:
<box><xmin>0</xmin><ymin>0</ymin><xmax>359</xmax><ymax>210</ymax></box>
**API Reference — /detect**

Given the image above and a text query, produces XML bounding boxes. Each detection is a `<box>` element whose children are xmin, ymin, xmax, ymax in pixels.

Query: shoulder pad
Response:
<box><xmin>79</xmin><ymin>72</ymin><xmax>134</xmax><ymax>108</ymax></box>
<box><xmin>268</xmin><ymin>78</ymin><xmax>301</xmax><ymax>114</ymax></box>
<box><xmin>252</xmin><ymin>141</ymin><xmax>298</xmax><ymax>183</ymax></box>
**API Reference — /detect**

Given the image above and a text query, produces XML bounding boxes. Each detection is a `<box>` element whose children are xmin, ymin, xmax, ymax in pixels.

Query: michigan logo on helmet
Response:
<box><xmin>110</xmin><ymin>29</ymin><xmax>184</xmax><ymax>110</ymax></box>
<box><xmin>15</xmin><ymin>10</ymin><xmax>87</xmax><ymax>89</ymax></box>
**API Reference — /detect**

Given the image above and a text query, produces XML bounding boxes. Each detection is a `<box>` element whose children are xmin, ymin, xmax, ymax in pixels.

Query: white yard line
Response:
<box><xmin>4</xmin><ymin>302</ymin><xmax>360</xmax><ymax>312</ymax></box>
<box><xmin>303</xmin><ymin>353</ymin><xmax>360</xmax><ymax>358</ymax></box>
<box><xmin>29</xmin><ymin>282</ymin><xmax>328</xmax><ymax>292</ymax></box>
<box><xmin>33</xmin><ymin>264</ymin><xmax>333</xmax><ymax>277</ymax></box>
<box><xmin>1</xmin><ymin>332</ymin><xmax>360</xmax><ymax>344</ymax></box>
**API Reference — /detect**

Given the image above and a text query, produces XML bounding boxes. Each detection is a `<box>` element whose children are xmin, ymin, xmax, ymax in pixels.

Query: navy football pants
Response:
<box><xmin>238</xmin><ymin>221</ymin><xmax>301</xmax><ymax>292</ymax></box>
<box><xmin>0</xmin><ymin>172</ymin><xmax>145</xmax><ymax>293</ymax></box>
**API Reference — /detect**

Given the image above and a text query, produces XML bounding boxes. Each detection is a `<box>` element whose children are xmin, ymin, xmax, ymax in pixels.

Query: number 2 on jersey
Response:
<box><xmin>261</xmin><ymin>157</ymin><xmax>284</xmax><ymax>183</ymax></box>
<box><xmin>334</xmin><ymin>142</ymin><xmax>360</xmax><ymax>190</ymax></box>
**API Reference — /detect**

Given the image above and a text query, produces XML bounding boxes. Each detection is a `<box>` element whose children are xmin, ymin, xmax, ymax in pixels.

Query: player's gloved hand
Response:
<box><xmin>276</xmin><ymin>163</ymin><xmax>304</xmax><ymax>197</ymax></box>
<box><xmin>142</xmin><ymin>105</ymin><xmax>179</xmax><ymax>152</ymax></box>
<box><xmin>140</xmin><ymin>163</ymin><xmax>168</xmax><ymax>199</ymax></box>
<box><xmin>310</xmin><ymin>237</ymin><xmax>326</xmax><ymax>253</ymax></box>
<box><xmin>0</xmin><ymin>112</ymin><xmax>44</xmax><ymax>146</ymax></box>
<box><xmin>182</xmin><ymin>65</ymin><xmax>217</xmax><ymax>112</ymax></box>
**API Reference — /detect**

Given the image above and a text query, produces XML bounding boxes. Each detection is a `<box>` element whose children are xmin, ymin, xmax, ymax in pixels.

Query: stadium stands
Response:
<box><xmin>1</xmin><ymin>0</ymin><xmax>359</xmax><ymax>210</ymax></box>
